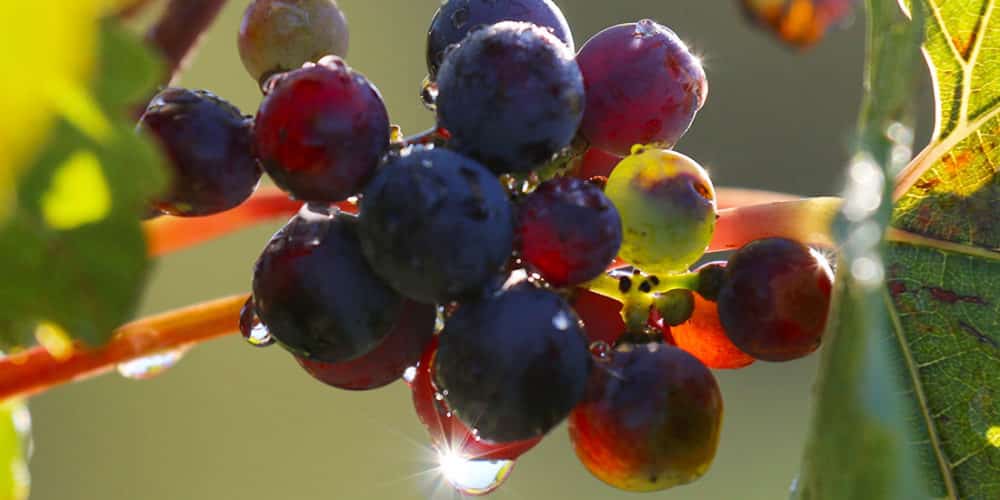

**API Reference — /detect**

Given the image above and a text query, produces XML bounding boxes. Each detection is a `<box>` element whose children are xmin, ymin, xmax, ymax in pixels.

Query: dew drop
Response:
<box><xmin>841</xmin><ymin>153</ymin><xmax>884</xmax><ymax>222</ymax></box>
<box><xmin>420</xmin><ymin>76</ymin><xmax>439</xmax><ymax>111</ymax></box>
<box><xmin>438</xmin><ymin>451</ymin><xmax>515</xmax><ymax>496</ymax></box>
<box><xmin>117</xmin><ymin>349</ymin><xmax>187</xmax><ymax>380</ymax></box>
<box><xmin>552</xmin><ymin>311</ymin><xmax>571</xmax><ymax>330</ymax></box>
<box><xmin>634</xmin><ymin>19</ymin><xmax>658</xmax><ymax>37</ymax></box>
<box><xmin>402</xmin><ymin>365</ymin><xmax>418</xmax><ymax>385</ymax></box>
<box><xmin>850</xmin><ymin>254</ymin><xmax>884</xmax><ymax>288</ymax></box>
<box><xmin>239</xmin><ymin>297</ymin><xmax>275</xmax><ymax>347</ymax></box>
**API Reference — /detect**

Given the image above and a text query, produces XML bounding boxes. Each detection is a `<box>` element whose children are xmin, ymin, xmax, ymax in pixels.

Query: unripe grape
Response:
<box><xmin>604</xmin><ymin>147</ymin><xmax>716</xmax><ymax>274</ymax></box>
<box><xmin>238</xmin><ymin>0</ymin><xmax>349</xmax><ymax>84</ymax></box>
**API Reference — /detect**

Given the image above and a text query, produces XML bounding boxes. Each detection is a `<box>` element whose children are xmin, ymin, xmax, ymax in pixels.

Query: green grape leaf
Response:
<box><xmin>0</xmin><ymin>402</ymin><xmax>31</xmax><ymax>500</ymax></box>
<box><xmin>884</xmin><ymin>0</ymin><xmax>1000</xmax><ymax>497</ymax></box>
<box><xmin>800</xmin><ymin>0</ymin><xmax>1000</xmax><ymax>499</ymax></box>
<box><xmin>0</xmin><ymin>20</ymin><xmax>166</xmax><ymax>348</ymax></box>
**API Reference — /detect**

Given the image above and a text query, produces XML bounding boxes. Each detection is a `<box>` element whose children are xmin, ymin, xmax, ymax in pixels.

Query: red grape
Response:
<box><xmin>717</xmin><ymin>238</ymin><xmax>834</xmax><ymax>361</ymax></box>
<box><xmin>576</xmin><ymin>20</ymin><xmax>706</xmax><ymax>155</ymax></box>
<box><xmin>569</xmin><ymin>342</ymin><xmax>722</xmax><ymax>491</ymax></box>
<box><xmin>516</xmin><ymin>177</ymin><xmax>622</xmax><ymax>287</ymax></box>
<box><xmin>254</xmin><ymin>56</ymin><xmax>389</xmax><ymax>202</ymax></box>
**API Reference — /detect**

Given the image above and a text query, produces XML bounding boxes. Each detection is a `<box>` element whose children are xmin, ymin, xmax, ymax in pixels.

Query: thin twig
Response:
<box><xmin>145</xmin><ymin>0</ymin><xmax>229</xmax><ymax>84</ymax></box>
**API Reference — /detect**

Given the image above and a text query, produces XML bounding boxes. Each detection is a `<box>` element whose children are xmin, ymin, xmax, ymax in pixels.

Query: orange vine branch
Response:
<box><xmin>709</xmin><ymin>196</ymin><xmax>842</xmax><ymax>252</ymax></box>
<box><xmin>144</xmin><ymin>186</ymin><xmax>800</xmax><ymax>258</ymax></box>
<box><xmin>0</xmin><ymin>294</ymin><xmax>248</xmax><ymax>402</ymax></box>
<box><xmin>144</xmin><ymin>186</ymin><xmax>358</xmax><ymax>257</ymax></box>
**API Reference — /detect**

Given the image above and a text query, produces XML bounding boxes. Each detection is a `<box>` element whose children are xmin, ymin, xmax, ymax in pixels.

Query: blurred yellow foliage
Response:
<box><xmin>0</xmin><ymin>0</ymin><xmax>136</xmax><ymax>221</ymax></box>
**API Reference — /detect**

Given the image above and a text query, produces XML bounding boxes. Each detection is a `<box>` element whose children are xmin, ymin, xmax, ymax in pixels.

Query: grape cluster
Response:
<box><xmin>142</xmin><ymin>0</ymin><xmax>835</xmax><ymax>495</ymax></box>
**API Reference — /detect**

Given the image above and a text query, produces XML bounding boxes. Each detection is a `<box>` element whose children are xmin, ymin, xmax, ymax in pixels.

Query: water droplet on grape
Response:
<box><xmin>552</xmin><ymin>311</ymin><xmax>571</xmax><ymax>330</ymax></box>
<box><xmin>117</xmin><ymin>349</ymin><xmax>187</xmax><ymax>380</ymax></box>
<box><xmin>634</xmin><ymin>19</ymin><xmax>658</xmax><ymax>37</ymax></box>
<box><xmin>260</xmin><ymin>72</ymin><xmax>285</xmax><ymax>95</ymax></box>
<box><xmin>420</xmin><ymin>76</ymin><xmax>438</xmax><ymax>111</ymax></box>
<box><xmin>239</xmin><ymin>297</ymin><xmax>275</xmax><ymax>347</ymax></box>
<box><xmin>402</xmin><ymin>365</ymin><xmax>418</xmax><ymax>385</ymax></box>
<box><xmin>438</xmin><ymin>451</ymin><xmax>515</xmax><ymax>496</ymax></box>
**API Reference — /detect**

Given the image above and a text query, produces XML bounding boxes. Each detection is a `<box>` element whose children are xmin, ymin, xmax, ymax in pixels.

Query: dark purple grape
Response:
<box><xmin>717</xmin><ymin>238</ymin><xmax>834</xmax><ymax>362</ymax></box>
<box><xmin>294</xmin><ymin>299</ymin><xmax>435</xmax><ymax>390</ymax></box>
<box><xmin>434</xmin><ymin>283</ymin><xmax>591</xmax><ymax>442</ymax></box>
<box><xmin>138</xmin><ymin>88</ymin><xmax>261</xmax><ymax>216</ymax></box>
<box><xmin>569</xmin><ymin>342</ymin><xmax>722</xmax><ymax>491</ymax></box>
<box><xmin>238</xmin><ymin>0</ymin><xmax>349</xmax><ymax>84</ymax></box>
<box><xmin>425</xmin><ymin>0</ymin><xmax>574</xmax><ymax>80</ymax></box>
<box><xmin>358</xmin><ymin>147</ymin><xmax>513</xmax><ymax>303</ymax></box>
<box><xmin>254</xmin><ymin>56</ymin><xmax>389</xmax><ymax>202</ymax></box>
<box><xmin>576</xmin><ymin>20</ymin><xmax>707</xmax><ymax>156</ymax></box>
<box><xmin>516</xmin><ymin>177</ymin><xmax>622</xmax><ymax>287</ymax></box>
<box><xmin>436</xmin><ymin>22</ymin><xmax>584</xmax><ymax>174</ymax></box>
<box><xmin>252</xmin><ymin>208</ymin><xmax>402</xmax><ymax>362</ymax></box>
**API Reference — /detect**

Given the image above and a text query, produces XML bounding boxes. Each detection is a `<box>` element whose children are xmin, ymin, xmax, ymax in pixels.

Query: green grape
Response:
<box><xmin>604</xmin><ymin>147</ymin><xmax>716</xmax><ymax>274</ymax></box>
<box><xmin>238</xmin><ymin>0</ymin><xmax>349</xmax><ymax>85</ymax></box>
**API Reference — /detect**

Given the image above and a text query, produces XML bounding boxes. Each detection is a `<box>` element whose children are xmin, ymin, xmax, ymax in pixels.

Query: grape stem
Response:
<box><xmin>143</xmin><ymin>186</ymin><xmax>358</xmax><ymax>256</ymax></box>
<box><xmin>392</xmin><ymin>127</ymin><xmax>450</xmax><ymax>149</ymax></box>
<box><xmin>0</xmin><ymin>294</ymin><xmax>248</xmax><ymax>402</ymax></box>
<box><xmin>145</xmin><ymin>0</ymin><xmax>229</xmax><ymax>85</ymax></box>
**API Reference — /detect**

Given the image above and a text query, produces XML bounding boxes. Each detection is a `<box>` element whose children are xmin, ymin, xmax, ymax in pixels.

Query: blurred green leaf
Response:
<box><xmin>0</xmin><ymin>401</ymin><xmax>31</xmax><ymax>500</ymax></box>
<box><xmin>0</xmin><ymin>20</ymin><xmax>165</xmax><ymax>348</ymax></box>
<box><xmin>800</xmin><ymin>0</ymin><xmax>1000</xmax><ymax>499</ymax></box>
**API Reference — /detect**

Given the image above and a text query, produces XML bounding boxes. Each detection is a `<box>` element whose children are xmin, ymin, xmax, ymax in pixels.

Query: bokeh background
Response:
<box><xmin>28</xmin><ymin>1</ymin><xmax>932</xmax><ymax>499</ymax></box>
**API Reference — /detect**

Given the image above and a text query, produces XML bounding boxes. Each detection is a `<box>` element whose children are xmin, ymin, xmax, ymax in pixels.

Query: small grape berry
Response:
<box><xmin>252</xmin><ymin>208</ymin><xmax>402</xmax><ymax>362</ymax></box>
<box><xmin>571</xmin><ymin>288</ymin><xmax>625</xmax><ymax>345</ymax></box>
<box><xmin>717</xmin><ymin>237</ymin><xmax>834</xmax><ymax>361</ymax></box>
<box><xmin>254</xmin><ymin>56</ymin><xmax>389</xmax><ymax>202</ymax></box>
<box><xmin>138</xmin><ymin>88</ymin><xmax>261</xmax><ymax>216</ymax></box>
<box><xmin>238</xmin><ymin>0</ymin><xmax>349</xmax><ymax>85</ymax></box>
<box><xmin>576</xmin><ymin>20</ymin><xmax>707</xmax><ymax>155</ymax></box>
<box><xmin>571</xmin><ymin>147</ymin><xmax>622</xmax><ymax>179</ymax></box>
<box><xmin>516</xmin><ymin>177</ymin><xmax>622</xmax><ymax>287</ymax></box>
<box><xmin>358</xmin><ymin>147</ymin><xmax>514</xmax><ymax>304</ymax></box>
<box><xmin>569</xmin><ymin>342</ymin><xmax>723</xmax><ymax>492</ymax></box>
<box><xmin>672</xmin><ymin>292</ymin><xmax>755</xmax><ymax>369</ymax></box>
<box><xmin>434</xmin><ymin>283</ymin><xmax>591</xmax><ymax>442</ymax></box>
<box><xmin>436</xmin><ymin>22</ymin><xmax>585</xmax><ymax>174</ymax></box>
<box><xmin>604</xmin><ymin>148</ymin><xmax>716</xmax><ymax>274</ymax></box>
<box><xmin>426</xmin><ymin>0</ymin><xmax>574</xmax><ymax>80</ymax></box>
<box><xmin>411</xmin><ymin>337</ymin><xmax>542</xmax><ymax>460</ymax></box>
